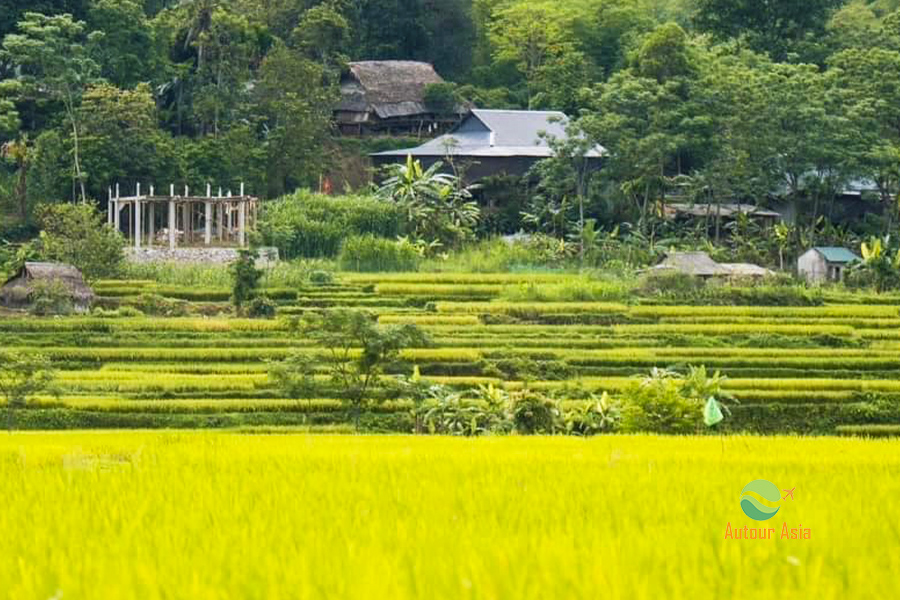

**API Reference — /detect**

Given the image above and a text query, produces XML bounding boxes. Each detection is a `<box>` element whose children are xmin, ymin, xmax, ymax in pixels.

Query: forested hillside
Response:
<box><xmin>2</xmin><ymin>0</ymin><xmax>900</xmax><ymax>236</ymax></box>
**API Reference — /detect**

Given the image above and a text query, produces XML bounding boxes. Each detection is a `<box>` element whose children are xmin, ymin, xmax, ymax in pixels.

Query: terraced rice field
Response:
<box><xmin>4</xmin><ymin>273</ymin><xmax>900</xmax><ymax>431</ymax></box>
<box><xmin>1</xmin><ymin>433</ymin><xmax>898</xmax><ymax>599</ymax></box>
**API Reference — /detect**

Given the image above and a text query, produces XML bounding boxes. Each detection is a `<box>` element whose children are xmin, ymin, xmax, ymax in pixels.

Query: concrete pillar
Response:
<box><xmin>168</xmin><ymin>200</ymin><xmax>176</xmax><ymax>250</ymax></box>
<box><xmin>182</xmin><ymin>202</ymin><xmax>190</xmax><ymax>245</ymax></box>
<box><xmin>238</xmin><ymin>200</ymin><xmax>246</xmax><ymax>248</ymax></box>
<box><xmin>204</xmin><ymin>201</ymin><xmax>212</xmax><ymax>245</ymax></box>
<box><xmin>107</xmin><ymin>187</ymin><xmax>113</xmax><ymax>225</ymax></box>
<box><xmin>113</xmin><ymin>184</ymin><xmax>120</xmax><ymax>233</ymax></box>
<box><xmin>217</xmin><ymin>201</ymin><xmax>224</xmax><ymax>242</ymax></box>
<box><xmin>148</xmin><ymin>202</ymin><xmax>155</xmax><ymax>248</ymax></box>
<box><xmin>134</xmin><ymin>200</ymin><xmax>142</xmax><ymax>250</ymax></box>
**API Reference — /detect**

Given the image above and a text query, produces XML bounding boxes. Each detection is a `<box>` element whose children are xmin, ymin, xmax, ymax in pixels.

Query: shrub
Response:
<box><xmin>620</xmin><ymin>378</ymin><xmax>701</xmax><ymax>434</ymax></box>
<box><xmin>29</xmin><ymin>280</ymin><xmax>74</xmax><ymax>316</ymax></box>
<box><xmin>129</xmin><ymin>293</ymin><xmax>191</xmax><ymax>317</ymax></box>
<box><xmin>257</xmin><ymin>191</ymin><xmax>403</xmax><ymax>259</ymax></box>
<box><xmin>638</xmin><ymin>272</ymin><xmax>706</xmax><ymax>298</ymax></box>
<box><xmin>509</xmin><ymin>390</ymin><xmax>561</xmax><ymax>434</ymax></box>
<box><xmin>338</xmin><ymin>235</ymin><xmax>420</xmax><ymax>272</ymax></box>
<box><xmin>308</xmin><ymin>270</ymin><xmax>334</xmax><ymax>286</ymax></box>
<box><xmin>246</xmin><ymin>295</ymin><xmax>276</xmax><ymax>319</ymax></box>
<box><xmin>564</xmin><ymin>392</ymin><xmax>621</xmax><ymax>436</ymax></box>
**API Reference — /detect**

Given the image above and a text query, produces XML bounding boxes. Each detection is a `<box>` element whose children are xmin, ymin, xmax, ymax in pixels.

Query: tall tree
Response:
<box><xmin>79</xmin><ymin>83</ymin><xmax>178</xmax><ymax>201</ymax></box>
<box><xmin>830</xmin><ymin>46</ymin><xmax>900</xmax><ymax>230</ymax></box>
<box><xmin>87</xmin><ymin>0</ymin><xmax>160</xmax><ymax>88</ymax></box>
<box><xmin>254</xmin><ymin>43</ymin><xmax>336</xmax><ymax>198</ymax></box>
<box><xmin>694</xmin><ymin>0</ymin><xmax>842</xmax><ymax>61</ymax></box>
<box><xmin>1</xmin><ymin>12</ymin><xmax>103</xmax><ymax>203</ymax></box>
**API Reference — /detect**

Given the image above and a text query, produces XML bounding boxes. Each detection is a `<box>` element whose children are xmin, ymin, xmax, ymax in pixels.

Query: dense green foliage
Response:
<box><xmin>0</xmin><ymin>0</ymin><xmax>898</xmax><ymax>232</ymax></box>
<box><xmin>30</xmin><ymin>202</ymin><xmax>124</xmax><ymax>281</ymax></box>
<box><xmin>257</xmin><ymin>191</ymin><xmax>403</xmax><ymax>259</ymax></box>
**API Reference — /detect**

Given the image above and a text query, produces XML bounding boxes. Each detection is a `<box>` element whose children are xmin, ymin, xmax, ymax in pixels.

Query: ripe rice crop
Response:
<box><xmin>630</xmin><ymin>304</ymin><xmax>900</xmax><ymax>318</ymax></box>
<box><xmin>378</xmin><ymin>315</ymin><xmax>482</xmax><ymax>326</ymax></box>
<box><xmin>374</xmin><ymin>284</ymin><xmax>504</xmax><ymax>297</ymax></box>
<box><xmin>435</xmin><ymin>301</ymin><xmax>629</xmax><ymax>315</ymax></box>
<box><xmin>0</xmin><ymin>433</ymin><xmax>897</xmax><ymax>599</ymax></box>
<box><xmin>344</xmin><ymin>272</ymin><xmax>573</xmax><ymax>285</ymax></box>
<box><xmin>612</xmin><ymin>324</ymin><xmax>855</xmax><ymax>336</ymax></box>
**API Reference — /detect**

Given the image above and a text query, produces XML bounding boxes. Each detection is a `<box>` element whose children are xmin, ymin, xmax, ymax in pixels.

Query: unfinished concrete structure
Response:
<box><xmin>108</xmin><ymin>183</ymin><xmax>259</xmax><ymax>250</ymax></box>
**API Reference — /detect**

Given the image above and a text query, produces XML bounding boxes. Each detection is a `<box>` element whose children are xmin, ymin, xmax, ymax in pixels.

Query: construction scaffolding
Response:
<box><xmin>108</xmin><ymin>183</ymin><xmax>259</xmax><ymax>250</ymax></box>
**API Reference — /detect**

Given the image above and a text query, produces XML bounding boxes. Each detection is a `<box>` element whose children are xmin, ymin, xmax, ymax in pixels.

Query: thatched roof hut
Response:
<box><xmin>648</xmin><ymin>252</ymin><xmax>729</xmax><ymax>278</ymax></box>
<box><xmin>646</xmin><ymin>252</ymin><xmax>774</xmax><ymax>280</ymax></box>
<box><xmin>336</xmin><ymin>61</ymin><xmax>466</xmax><ymax>135</ymax></box>
<box><xmin>1</xmin><ymin>262</ymin><xmax>94</xmax><ymax>312</ymax></box>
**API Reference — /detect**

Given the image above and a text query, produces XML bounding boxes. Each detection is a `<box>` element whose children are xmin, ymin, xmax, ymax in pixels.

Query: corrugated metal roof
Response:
<box><xmin>373</xmin><ymin>110</ymin><xmax>606</xmax><ymax>158</ymax></box>
<box><xmin>813</xmin><ymin>247</ymin><xmax>860</xmax><ymax>263</ymax></box>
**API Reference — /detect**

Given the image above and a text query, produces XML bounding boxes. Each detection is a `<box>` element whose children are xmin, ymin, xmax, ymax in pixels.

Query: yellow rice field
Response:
<box><xmin>0</xmin><ymin>432</ymin><xmax>897</xmax><ymax>599</ymax></box>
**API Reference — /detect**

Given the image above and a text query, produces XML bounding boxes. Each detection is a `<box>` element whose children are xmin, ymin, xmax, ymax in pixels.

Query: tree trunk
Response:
<box><xmin>65</xmin><ymin>96</ymin><xmax>87</xmax><ymax>204</ymax></box>
<box><xmin>15</xmin><ymin>158</ymin><xmax>27</xmax><ymax>221</ymax></box>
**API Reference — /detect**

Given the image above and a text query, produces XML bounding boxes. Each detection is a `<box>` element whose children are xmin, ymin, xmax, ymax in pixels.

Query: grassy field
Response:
<box><xmin>0</xmin><ymin>432</ymin><xmax>897</xmax><ymax>599</ymax></box>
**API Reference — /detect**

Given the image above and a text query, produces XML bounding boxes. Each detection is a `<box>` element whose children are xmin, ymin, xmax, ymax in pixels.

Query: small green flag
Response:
<box><xmin>704</xmin><ymin>396</ymin><xmax>724</xmax><ymax>427</ymax></box>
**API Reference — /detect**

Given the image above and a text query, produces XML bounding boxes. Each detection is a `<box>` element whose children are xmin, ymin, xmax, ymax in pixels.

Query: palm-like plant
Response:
<box><xmin>856</xmin><ymin>236</ymin><xmax>900</xmax><ymax>292</ymax></box>
<box><xmin>378</xmin><ymin>155</ymin><xmax>480</xmax><ymax>249</ymax></box>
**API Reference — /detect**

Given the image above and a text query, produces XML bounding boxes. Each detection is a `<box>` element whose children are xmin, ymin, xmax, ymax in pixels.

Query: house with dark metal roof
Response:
<box><xmin>797</xmin><ymin>247</ymin><xmax>860</xmax><ymax>283</ymax></box>
<box><xmin>371</xmin><ymin>109</ymin><xmax>605</xmax><ymax>180</ymax></box>
<box><xmin>336</xmin><ymin>61</ymin><xmax>466</xmax><ymax>136</ymax></box>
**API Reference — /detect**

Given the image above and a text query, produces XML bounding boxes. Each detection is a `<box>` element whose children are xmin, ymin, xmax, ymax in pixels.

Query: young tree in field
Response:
<box><xmin>229</xmin><ymin>248</ymin><xmax>261</xmax><ymax>312</ymax></box>
<box><xmin>0</xmin><ymin>12</ymin><xmax>103</xmax><ymax>203</ymax></box>
<box><xmin>301</xmin><ymin>309</ymin><xmax>430</xmax><ymax>431</ymax></box>
<box><xmin>533</xmin><ymin>119</ymin><xmax>599</xmax><ymax>266</ymax></box>
<box><xmin>0</xmin><ymin>351</ymin><xmax>55</xmax><ymax>431</ymax></box>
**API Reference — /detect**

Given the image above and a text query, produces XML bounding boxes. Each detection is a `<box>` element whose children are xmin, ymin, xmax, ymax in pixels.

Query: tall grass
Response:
<box><xmin>121</xmin><ymin>260</ymin><xmax>335</xmax><ymax>288</ymax></box>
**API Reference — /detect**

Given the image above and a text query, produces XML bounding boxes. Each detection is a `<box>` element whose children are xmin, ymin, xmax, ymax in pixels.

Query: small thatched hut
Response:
<box><xmin>646</xmin><ymin>252</ymin><xmax>774</xmax><ymax>280</ymax></box>
<box><xmin>648</xmin><ymin>252</ymin><xmax>729</xmax><ymax>278</ymax></box>
<box><xmin>0</xmin><ymin>262</ymin><xmax>94</xmax><ymax>312</ymax></box>
<box><xmin>336</xmin><ymin>61</ymin><xmax>466</xmax><ymax>136</ymax></box>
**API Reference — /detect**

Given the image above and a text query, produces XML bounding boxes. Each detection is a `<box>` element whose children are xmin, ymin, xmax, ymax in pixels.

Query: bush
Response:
<box><xmin>564</xmin><ymin>393</ymin><xmax>621</xmax><ymax>436</ymax></box>
<box><xmin>619</xmin><ymin>371</ymin><xmax>703</xmax><ymax>434</ymax></box>
<box><xmin>308</xmin><ymin>270</ymin><xmax>334</xmax><ymax>286</ymax></box>
<box><xmin>257</xmin><ymin>191</ymin><xmax>404</xmax><ymax>259</ymax></box>
<box><xmin>29</xmin><ymin>280</ymin><xmax>74</xmax><ymax>316</ymax></box>
<box><xmin>128</xmin><ymin>293</ymin><xmax>191</xmax><ymax>317</ymax></box>
<box><xmin>638</xmin><ymin>272</ymin><xmax>706</xmax><ymax>298</ymax></box>
<box><xmin>509</xmin><ymin>390</ymin><xmax>560</xmax><ymax>434</ymax></box>
<box><xmin>247</xmin><ymin>296</ymin><xmax>276</xmax><ymax>319</ymax></box>
<box><xmin>338</xmin><ymin>235</ymin><xmax>420</xmax><ymax>272</ymax></box>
